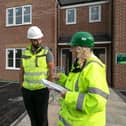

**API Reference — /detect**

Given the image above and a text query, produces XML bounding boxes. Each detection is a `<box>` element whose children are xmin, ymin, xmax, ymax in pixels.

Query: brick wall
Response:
<box><xmin>0</xmin><ymin>0</ymin><xmax>57</xmax><ymax>81</ymax></box>
<box><xmin>58</xmin><ymin>3</ymin><xmax>111</xmax><ymax>36</ymax></box>
<box><xmin>112</xmin><ymin>0</ymin><xmax>126</xmax><ymax>89</ymax></box>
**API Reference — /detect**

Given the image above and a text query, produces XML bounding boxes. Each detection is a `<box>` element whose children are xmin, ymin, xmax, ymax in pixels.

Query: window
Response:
<box><xmin>66</xmin><ymin>8</ymin><xmax>76</xmax><ymax>24</ymax></box>
<box><xmin>89</xmin><ymin>5</ymin><xmax>101</xmax><ymax>23</ymax></box>
<box><xmin>6</xmin><ymin>5</ymin><xmax>32</xmax><ymax>26</ymax></box>
<box><xmin>6</xmin><ymin>48</ymin><xmax>25</xmax><ymax>70</ymax></box>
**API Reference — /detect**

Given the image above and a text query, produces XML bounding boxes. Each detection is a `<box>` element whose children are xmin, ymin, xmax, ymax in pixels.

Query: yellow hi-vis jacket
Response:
<box><xmin>57</xmin><ymin>54</ymin><xmax>110</xmax><ymax>126</ymax></box>
<box><xmin>22</xmin><ymin>45</ymin><xmax>48</xmax><ymax>90</ymax></box>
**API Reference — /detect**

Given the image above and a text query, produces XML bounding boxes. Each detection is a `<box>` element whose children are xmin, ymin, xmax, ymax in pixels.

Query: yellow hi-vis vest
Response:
<box><xmin>22</xmin><ymin>45</ymin><xmax>48</xmax><ymax>90</ymax></box>
<box><xmin>57</xmin><ymin>54</ymin><xmax>110</xmax><ymax>126</ymax></box>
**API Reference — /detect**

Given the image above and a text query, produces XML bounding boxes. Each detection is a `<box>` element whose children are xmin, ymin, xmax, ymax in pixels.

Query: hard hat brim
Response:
<box><xmin>27</xmin><ymin>34</ymin><xmax>43</xmax><ymax>39</ymax></box>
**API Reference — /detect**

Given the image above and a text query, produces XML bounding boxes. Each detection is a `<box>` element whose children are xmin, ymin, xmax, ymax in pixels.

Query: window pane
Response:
<box><xmin>8</xmin><ymin>50</ymin><xmax>13</xmax><ymax>58</ymax></box>
<box><xmin>16</xmin><ymin>59</ymin><xmax>20</xmax><ymax>67</ymax></box>
<box><xmin>16</xmin><ymin>49</ymin><xmax>22</xmax><ymax>58</ymax></box>
<box><xmin>68</xmin><ymin>9</ymin><xmax>74</xmax><ymax>23</ymax></box>
<box><xmin>8</xmin><ymin>59</ymin><xmax>13</xmax><ymax>67</ymax></box>
<box><xmin>15</xmin><ymin>49</ymin><xmax>22</xmax><ymax>68</ymax></box>
<box><xmin>91</xmin><ymin>7</ymin><xmax>99</xmax><ymax>20</ymax></box>
<box><xmin>8</xmin><ymin>9</ymin><xmax>13</xmax><ymax>24</ymax></box>
<box><xmin>24</xmin><ymin>6</ymin><xmax>31</xmax><ymax>23</ymax></box>
<box><xmin>24</xmin><ymin>15</ymin><xmax>30</xmax><ymax>23</ymax></box>
<box><xmin>8</xmin><ymin>50</ymin><xmax>13</xmax><ymax>67</ymax></box>
<box><xmin>16</xmin><ymin>7</ymin><xmax>22</xmax><ymax>24</ymax></box>
<box><xmin>24</xmin><ymin>15</ymin><xmax>30</xmax><ymax>22</ymax></box>
<box><xmin>24</xmin><ymin>6</ymin><xmax>30</xmax><ymax>14</ymax></box>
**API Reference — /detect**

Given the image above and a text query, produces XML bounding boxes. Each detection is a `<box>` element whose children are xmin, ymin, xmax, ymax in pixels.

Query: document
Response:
<box><xmin>41</xmin><ymin>79</ymin><xmax>67</xmax><ymax>92</ymax></box>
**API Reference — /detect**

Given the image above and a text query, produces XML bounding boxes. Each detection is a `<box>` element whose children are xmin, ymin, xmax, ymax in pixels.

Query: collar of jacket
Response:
<box><xmin>71</xmin><ymin>59</ymin><xmax>86</xmax><ymax>73</ymax></box>
<box><xmin>27</xmin><ymin>44</ymin><xmax>44</xmax><ymax>54</ymax></box>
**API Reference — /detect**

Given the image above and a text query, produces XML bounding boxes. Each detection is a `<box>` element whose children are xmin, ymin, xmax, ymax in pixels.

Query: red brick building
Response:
<box><xmin>0</xmin><ymin>0</ymin><xmax>126</xmax><ymax>90</ymax></box>
<box><xmin>0</xmin><ymin>0</ymin><xmax>57</xmax><ymax>81</ymax></box>
<box><xmin>112</xmin><ymin>0</ymin><xmax>126</xmax><ymax>89</ymax></box>
<box><xmin>57</xmin><ymin>0</ymin><xmax>112</xmax><ymax>86</ymax></box>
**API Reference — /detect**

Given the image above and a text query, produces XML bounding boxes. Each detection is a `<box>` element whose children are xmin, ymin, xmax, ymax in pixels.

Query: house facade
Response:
<box><xmin>0</xmin><ymin>0</ymin><xmax>126</xmax><ymax>89</ymax></box>
<box><xmin>112</xmin><ymin>0</ymin><xmax>126</xmax><ymax>89</ymax></box>
<box><xmin>0</xmin><ymin>0</ymin><xmax>57</xmax><ymax>81</ymax></box>
<box><xmin>57</xmin><ymin>0</ymin><xmax>112</xmax><ymax>86</ymax></box>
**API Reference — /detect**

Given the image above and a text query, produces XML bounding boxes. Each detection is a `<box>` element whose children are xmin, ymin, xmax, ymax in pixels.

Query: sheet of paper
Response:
<box><xmin>41</xmin><ymin>79</ymin><xmax>67</xmax><ymax>92</ymax></box>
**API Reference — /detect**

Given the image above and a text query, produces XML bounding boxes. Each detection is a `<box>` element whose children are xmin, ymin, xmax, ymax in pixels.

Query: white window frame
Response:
<box><xmin>6</xmin><ymin>5</ymin><xmax>32</xmax><ymax>26</ymax></box>
<box><xmin>6</xmin><ymin>48</ymin><xmax>25</xmax><ymax>70</ymax></box>
<box><xmin>89</xmin><ymin>5</ymin><xmax>101</xmax><ymax>23</ymax></box>
<box><xmin>66</xmin><ymin>8</ymin><xmax>76</xmax><ymax>25</ymax></box>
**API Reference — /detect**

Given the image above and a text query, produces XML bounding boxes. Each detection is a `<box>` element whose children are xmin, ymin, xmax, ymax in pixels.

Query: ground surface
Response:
<box><xmin>0</xmin><ymin>82</ymin><xmax>126</xmax><ymax>126</ymax></box>
<box><xmin>119</xmin><ymin>90</ymin><xmax>126</xmax><ymax>102</ymax></box>
<box><xmin>0</xmin><ymin>82</ymin><xmax>25</xmax><ymax>126</ymax></box>
<box><xmin>0</xmin><ymin>82</ymin><xmax>60</xmax><ymax>126</ymax></box>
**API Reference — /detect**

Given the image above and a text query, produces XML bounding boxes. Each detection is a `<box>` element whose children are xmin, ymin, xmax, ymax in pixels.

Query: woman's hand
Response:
<box><xmin>60</xmin><ymin>90</ymin><xmax>67</xmax><ymax>98</ymax></box>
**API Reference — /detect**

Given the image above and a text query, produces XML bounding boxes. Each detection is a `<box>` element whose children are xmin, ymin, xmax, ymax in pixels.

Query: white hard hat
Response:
<box><xmin>27</xmin><ymin>26</ymin><xmax>44</xmax><ymax>39</ymax></box>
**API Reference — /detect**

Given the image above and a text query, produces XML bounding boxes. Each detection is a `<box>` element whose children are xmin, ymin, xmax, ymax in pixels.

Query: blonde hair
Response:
<box><xmin>77</xmin><ymin>47</ymin><xmax>92</xmax><ymax>68</ymax></box>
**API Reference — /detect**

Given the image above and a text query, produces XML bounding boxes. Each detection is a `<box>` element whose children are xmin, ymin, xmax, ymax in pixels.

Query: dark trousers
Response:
<box><xmin>22</xmin><ymin>87</ymin><xmax>49</xmax><ymax>126</ymax></box>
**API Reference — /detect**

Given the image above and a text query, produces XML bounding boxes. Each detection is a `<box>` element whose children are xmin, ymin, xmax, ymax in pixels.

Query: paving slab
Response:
<box><xmin>12</xmin><ymin>89</ymin><xmax>126</xmax><ymax>126</ymax></box>
<box><xmin>106</xmin><ymin>89</ymin><xmax>126</xmax><ymax>126</ymax></box>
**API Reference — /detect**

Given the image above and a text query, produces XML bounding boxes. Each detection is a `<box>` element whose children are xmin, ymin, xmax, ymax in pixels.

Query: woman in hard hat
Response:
<box><xmin>56</xmin><ymin>32</ymin><xmax>110</xmax><ymax>126</ymax></box>
<box><xmin>20</xmin><ymin>26</ymin><xmax>55</xmax><ymax>126</ymax></box>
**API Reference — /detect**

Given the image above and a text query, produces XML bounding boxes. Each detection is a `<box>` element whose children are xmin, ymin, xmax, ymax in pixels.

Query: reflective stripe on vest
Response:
<box><xmin>59</xmin><ymin>115</ymin><xmax>71</xmax><ymax>126</ymax></box>
<box><xmin>24</xmin><ymin>72</ymin><xmax>48</xmax><ymax>76</ymax></box>
<box><xmin>24</xmin><ymin>80</ymin><xmax>44</xmax><ymax>84</ymax></box>
<box><xmin>22</xmin><ymin>55</ymin><xmax>31</xmax><ymax>59</ymax></box>
<box><xmin>76</xmin><ymin>93</ymin><xmax>85</xmax><ymax>111</ymax></box>
<box><xmin>75</xmin><ymin>76</ymin><xmax>79</xmax><ymax>91</ymax></box>
<box><xmin>88</xmin><ymin>87</ymin><xmax>109</xmax><ymax>99</ymax></box>
<box><xmin>76</xmin><ymin>87</ymin><xmax>109</xmax><ymax>111</ymax></box>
